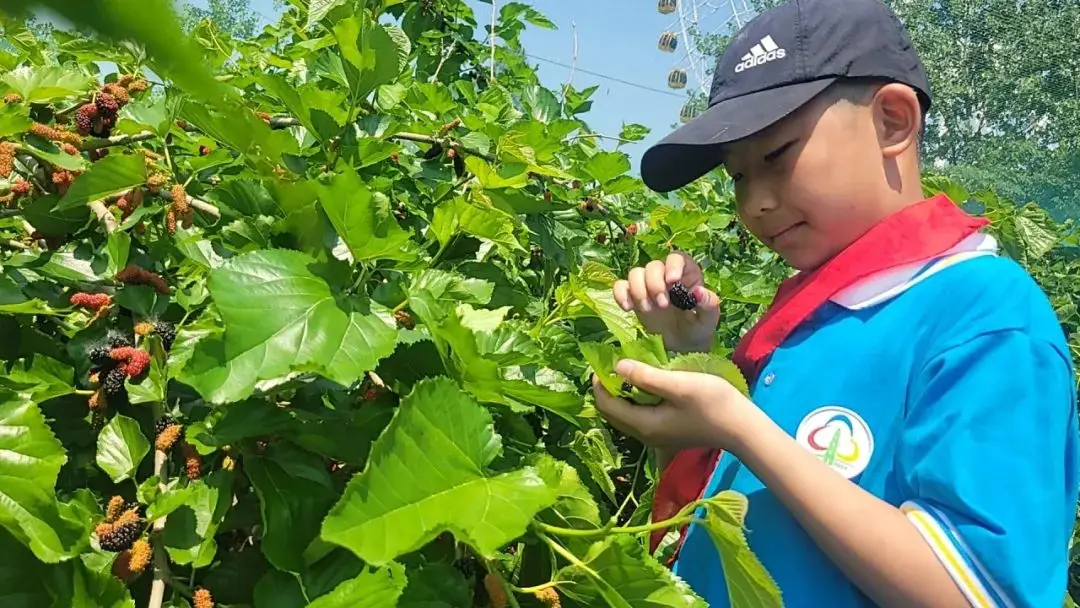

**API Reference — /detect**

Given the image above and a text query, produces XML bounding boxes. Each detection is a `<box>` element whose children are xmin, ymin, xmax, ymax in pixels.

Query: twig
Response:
<box><xmin>568</xmin><ymin>133</ymin><xmax>637</xmax><ymax>145</ymax></box>
<box><xmin>560</xmin><ymin>21</ymin><xmax>578</xmax><ymax>104</ymax></box>
<box><xmin>87</xmin><ymin>200</ymin><xmax>118</xmax><ymax>233</ymax></box>
<box><xmin>147</xmin><ymin>443</ymin><xmax>171</xmax><ymax>608</ymax></box>
<box><xmin>388</xmin><ymin>132</ymin><xmax>496</xmax><ymax>163</ymax></box>
<box><xmin>158</xmin><ymin>188</ymin><xmax>221</xmax><ymax>219</ymax></box>
<box><xmin>431</xmin><ymin>41</ymin><xmax>456</xmax><ymax>83</ymax></box>
<box><xmin>78</xmin><ymin>131</ymin><xmax>157</xmax><ymax>151</ymax></box>
<box><xmin>4</xmin><ymin>239</ymin><xmax>29</xmax><ymax>250</ymax></box>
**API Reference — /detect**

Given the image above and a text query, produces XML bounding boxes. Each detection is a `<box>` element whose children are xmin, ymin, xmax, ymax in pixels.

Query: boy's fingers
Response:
<box><xmin>693</xmin><ymin>286</ymin><xmax>723</xmax><ymax>327</ymax></box>
<box><xmin>613</xmin><ymin>280</ymin><xmax>632</xmax><ymax>311</ymax></box>
<box><xmin>614</xmin><ymin>359</ymin><xmax>689</xmax><ymax>402</ymax></box>
<box><xmin>592</xmin><ymin>375</ymin><xmax>667</xmax><ymax>440</ymax></box>
<box><xmin>666</xmin><ymin>251</ymin><xmax>701</xmax><ymax>287</ymax></box>
<box><xmin>626</xmin><ymin>267</ymin><xmax>651</xmax><ymax>312</ymax></box>
<box><xmin>645</xmin><ymin>260</ymin><xmax>669</xmax><ymax>307</ymax></box>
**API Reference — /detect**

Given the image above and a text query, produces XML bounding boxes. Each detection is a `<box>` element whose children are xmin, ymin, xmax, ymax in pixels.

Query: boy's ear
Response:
<box><xmin>873</xmin><ymin>83</ymin><xmax>922</xmax><ymax>159</ymax></box>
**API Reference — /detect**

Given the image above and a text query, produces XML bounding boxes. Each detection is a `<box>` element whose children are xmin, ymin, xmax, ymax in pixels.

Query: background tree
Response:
<box><xmin>179</xmin><ymin>0</ymin><xmax>260</xmax><ymax>40</ymax></box>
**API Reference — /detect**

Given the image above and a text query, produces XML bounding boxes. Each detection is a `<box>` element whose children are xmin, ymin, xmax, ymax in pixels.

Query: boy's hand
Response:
<box><xmin>613</xmin><ymin>252</ymin><xmax>721</xmax><ymax>353</ymax></box>
<box><xmin>592</xmin><ymin>359</ymin><xmax>763</xmax><ymax>453</ymax></box>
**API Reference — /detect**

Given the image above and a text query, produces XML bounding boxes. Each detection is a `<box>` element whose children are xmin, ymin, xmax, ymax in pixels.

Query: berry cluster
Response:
<box><xmin>155</xmin><ymin>416</ymin><xmax>182</xmax><ymax>452</ymax></box>
<box><xmin>166</xmin><ymin>183</ymin><xmax>193</xmax><ymax>234</ymax></box>
<box><xmin>111</xmin><ymin>538</ymin><xmax>151</xmax><ymax>581</ymax></box>
<box><xmin>95</xmin><ymin>505</ymin><xmax>144</xmax><ymax>552</ymax></box>
<box><xmin>182</xmin><ymin>441</ymin><xmax>201</xmax><ymax>481</ymax></box>
<box><xmin>109</xmin><ymin>346</ymin><xmax>151</xmax><ymax>378</ymax></box>
<box><xmin>3</xmin><ymin>93</ymin><xmax>21</xmax><ymax>104</ymax></box>
<box><xmin>535</xmin><ymin>587</ymin><xmax>561</xmax><ymax>608</ymax></box>
<box><xmin>51</xmin><ymin>170</ymin><xmax>75</xmax><ymax>195</ymax></box>
<box><xmin>115</xmin><ymin>264</ymin><xmax>171</xmax><ymax>294</ymax></box>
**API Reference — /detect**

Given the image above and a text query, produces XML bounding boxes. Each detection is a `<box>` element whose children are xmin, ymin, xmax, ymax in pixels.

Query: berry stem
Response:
<box><xmin>88</xmin><ymin>199</ymin><xmax>118</xmax><ymax>233</ymax></box>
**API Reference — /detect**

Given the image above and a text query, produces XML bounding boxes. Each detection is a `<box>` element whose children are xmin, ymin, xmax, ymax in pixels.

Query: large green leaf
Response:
<box><xmin>0</xmin><ymin>390</ymin><xmax>90</xmax><ymax>562</ymax></box>
<box><xmin>333</xmin><ymin>16</ymin><xmax>403</xmax><ymax>100</ymax></box>
<box><xmin>0</xmin><ymin>529</ymin><xmax>134</xmax><ymax>608</ymax></box>
<box><xmin>0</xmin><ymin>274</ymin><xmax>56</xmax><ymax>316</ymax></box>
<box><xmin>246</xmin><ymin>443</ymin><xmax>338</xmax><ymax>573</ymax></box>
<box><xmin>179</xmin><ymin>249</ymin><xmax>398</xmax><ymax>403</ymax></box>
<box><xmin>162</xmin><ymin>470</ymin><xmax>234</xmax><ymax>567</ymax></box>
<box><xmin>0</xmin><ymin>354</ymin><xmax>74</xmax><ymax>401</ymax></box>
<box><xmin>0</xmin><ymin>65</ymin><xmax>92</xmax><ymax>103</ymax></box>
<box><xmin>114</xmin><ymin>94</ymin><xmax>174</xmax><ymax>137</ymax></box>
<box><xmin>307</xmin><ymin>562</ymin><xmax>406</xmax><ymax>608</ymax></box>
<box><xmin>698</xmin><ymin>492</ymin><xmax>784</xmax><ymax>608</ymax></box>
<box><xmin>398</xmin><ymin>561</ymin><xmax>471</xmax><ymax>608</ymax></box>
<box><xmin>56</xmin><ymin>153</ymin><xmax>146</xmax><ymax>211</ymax></box>
<box><xmin>320</xmin><ymin>377</ymin><xmax>560</xmax><ymax>566</ymax></box>
<box><xmin>315</xmin><ymin>172</ymin><xmax>416</xmax><ymax>263</ymax></box>
<box><xmin>95</xmin><ymin>414</ymin><xmax>149</xmax><ymax>483</ymax></box>
<box><xmin>556</xmin><ymin>535</ymin><xmax>707</xmax><ymax>607</ymax></box>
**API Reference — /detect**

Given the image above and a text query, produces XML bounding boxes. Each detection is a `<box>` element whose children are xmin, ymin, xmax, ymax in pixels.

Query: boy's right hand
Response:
<box><xmin>613</xmin><ymin>252</ymin><xmax>721</xmax><ymax>353</ymax></box>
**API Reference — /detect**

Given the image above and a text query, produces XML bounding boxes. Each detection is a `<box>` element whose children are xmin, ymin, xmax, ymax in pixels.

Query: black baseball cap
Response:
<box><xmin>640</xmin><ymin>0</ymin><xmax>932</xmax><ymax>193</ymax></box>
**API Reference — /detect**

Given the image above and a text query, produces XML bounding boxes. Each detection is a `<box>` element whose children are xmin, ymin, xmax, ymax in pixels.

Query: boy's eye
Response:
<box><xmin>731</xmin><ymin>172</ymin><xmax>744</xmax><ymax>183</ymax></box>
<box><xmin>764</xmin><ymin>139</ymin><xmax>798</xmax><ymax>162</ymax></box>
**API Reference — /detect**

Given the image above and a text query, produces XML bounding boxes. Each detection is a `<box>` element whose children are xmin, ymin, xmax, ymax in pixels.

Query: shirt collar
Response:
<box><xmin>828</xmin><ymin>232</ymin><xmax>999</xmax><ymax>310</ymax></box>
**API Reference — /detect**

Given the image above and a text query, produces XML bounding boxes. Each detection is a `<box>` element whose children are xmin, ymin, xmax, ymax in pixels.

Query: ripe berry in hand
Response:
<box><xmin>668</xmin><ymin>282</ymin><xmax>698</xmax><ymax>311</ymax></box>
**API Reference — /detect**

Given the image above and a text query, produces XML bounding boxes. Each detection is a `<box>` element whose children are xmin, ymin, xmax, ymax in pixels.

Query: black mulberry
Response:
<box><xmin>620</xmin><ymin>380</ymin><xmax>633</xmax><ymax>394</ymax></box>
<box><xmin>96</xmin><ymin>509</ymin><xmax>143</xmax><ymax>552</ymax></box>
<box><xmin>87</xmin><ymin>344</ymin><xmax>112</xmax><ymax>364</ymax></box>
<box><xmin>103</xmin><ymin>365</ymin><xmax>127</xmax><ymax>396</ymax></box>
<box><xmin>154</xmin><ymin>321</ymin><xmax>176</xmax><ymax>350</ymax></box>
<box><xmin>95</xmin><ymin>93</ymin><xmax>119</xmax><ymax>117</ymax></box>
<box><xmin>668</xmin><ymin>282</ymin><xmax>697</xmax><ymax>311</ymax></box>
<box><xmin>154</xmin><ymin>415</ymin><xmax>177</xmax><ymax>436</ymax></box>
<box><xmin>422</xmin><ymin>142</ymin><xmax>443</xmax><ymax>160</ymax></box>
<box><xmin>107</xmin><ymin>331</ymin><xmax>132</xmax><ymax>348</ymax></box>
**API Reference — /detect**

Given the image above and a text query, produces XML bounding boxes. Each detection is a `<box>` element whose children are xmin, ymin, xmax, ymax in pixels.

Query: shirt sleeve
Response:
<box><xmin>896</xmin><ymin>329</ymin><xmax>1079</xmax><ymax>608</ymax></box>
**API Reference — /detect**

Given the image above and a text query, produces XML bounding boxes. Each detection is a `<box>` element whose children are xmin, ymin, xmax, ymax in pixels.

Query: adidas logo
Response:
<box><xmin>735</xmin><ymin>35</ymin><xmax>786</xmax><ymax>73</ymax></box>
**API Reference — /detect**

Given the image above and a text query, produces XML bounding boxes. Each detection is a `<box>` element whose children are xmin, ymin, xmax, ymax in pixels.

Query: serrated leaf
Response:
<box><xmin>321</xmin><ymin>377</ymin><xmax>559</xmax><ymax>566</ymax></box>
<box><xmin>667</xmin><ymin>352</ymin><xmax>749</xmax><ymax>396</ymax></box>
<box><xmin>246</xmin><ymin>443</ymin><xmax>338</xmax><ymax>573</ymax></box>
<box><xmin>307</xmin><ymin>0</ymin><xmax>346</xmax><ymax>29</ymax></box>
<box><xmin>0</xmin><ymin>354</ymin><xmax>74</xmax><ymax>401</ymax></box>
<box><xmin>0</xmin><ymin>390</ymin><xmax>90</xmax><ymax>562</ymax></box>
<box><xmin>307</xmin><ymin>562</ymin><xmax>406</xmax><ymax>608</ymax></box>
<box><xmin>315</xmin><ymin>171</ymin><xmax>415</xmax><ymax>263</ymax></box>
<box><xmin>698</xmin><ymin>492</ymin><xmax>784</xmax><ymax>608</ymax></box>
<box><xmin>398</xmin><ymin>561</ymin><xmax>471</xmax><ymax>608</ymax></box>
<box><xmin>1</xmin><ymin>65</ymin><xmax>92</xmax><ymax>103</ymax></box>
<box><xmin>557</xmin><ymin>535</ymin><xmax>708</xmax><ymax>607</ymax></box>
<box><xmin>114</xmin><ymin>94</ymin><xmax>173</xmax><ymax>137</ymax></box>
<box><xmin>0</xmin><ymin>103</ymin><xmax>33</xmax><ymax>137</ymax></box>
<box><xmin>384</xmin><ymin>23</ymin><xmax>411</xmax><ymax>72</ymax></box>
<box><xmin>163</xmin><ymin>470</ymin><xmax>234</xmax><ymax>567</ymax></box>
<box><xmin>582</xmin><ymin>151</ymin><xmax>631</xmax><ymax>185</ymax></box>
<box><xmin>95</xmin><ymin>414</ymin><xmax>149</xmax><ymax>483</ymax></box>
<box><xmin>333</xmin><ymin>17</ymin><xmax>402</xmax><ymax>99</ymax></box>
<box><xmin>56</xmin><ymin>153</ymin><xmax>146</xmax><ymax>211</ymax></box>
<box><xmin>179</xmin><ymin>249</ymin><xmax>398</xmax><ymax>403</ymax></box>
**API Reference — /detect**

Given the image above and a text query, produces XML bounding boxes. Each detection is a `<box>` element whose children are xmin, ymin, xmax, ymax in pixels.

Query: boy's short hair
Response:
<box><xmin>822</xmin><ymin>76</ymin><xmax>929</xmax><ymax>153</ymax></box>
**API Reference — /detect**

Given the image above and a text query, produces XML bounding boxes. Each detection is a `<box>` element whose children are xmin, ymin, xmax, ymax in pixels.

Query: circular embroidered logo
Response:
<box><xmin>795</xmin><ymin>406</ymin><xmax>874</xmax><ymax>479</ymax></box>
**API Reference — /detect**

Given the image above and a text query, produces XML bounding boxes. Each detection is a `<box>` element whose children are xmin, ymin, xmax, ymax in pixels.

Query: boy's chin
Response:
<box><xmin>774</xmin><ymin>247</ymin><xmax>830</xmax><ymax>273</ymax></box>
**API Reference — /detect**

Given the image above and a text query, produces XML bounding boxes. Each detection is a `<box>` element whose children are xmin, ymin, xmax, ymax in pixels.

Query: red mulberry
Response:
<box><xmin>96</xmin><ymin>93</ymin><xmax>119</xmax><ymax>117</ymax></box>
<box><xmin>115</xmin><ymin>265</ymin><xmax>170</xmax><ymax>294</ymax></box>
<box><xmin>484</xmin><ymin>573</ymin><xmax>508</xmax><ymax>608</ymax></box>
<box><xmin>182</xmin><ymin>442</ymin><xmax>201</xmax><ymax>481</ymax></box>
<box><xmin>117</xmin><ymin>74</ymin><xmax>134</xmax><ymax>87</ymax></box>
<box><xmin>11</xmin><ymin>180</ymin><xmax>30</xmax><ymax>197</ymax></box>
<box><xmin>109</xmin><ymin>346</ymin><xmax>150</xmax><ymax>377</ymax></box>
<box><xmin>105</xmin><ymin>495</ymin><xmax>126</xmax><ymax>522</ymax></box>
<box><xmin>102</xmin><ymin>84</ymin><xmax>129</xmax><ymax>106</ymax></box>
<box><xmin>70</xmin><ymin>292</ymin><xmax>112</xmax><ymax>311</ymax></box>
<box><xmin>75</xmin><ymin>103</ymin><xmax>98</xmax><ymax>135</ymax></box>
<box><xmin>62</xmin><ymin>143</ymin><xmax>79</xmax><ymax>156</ymax></box>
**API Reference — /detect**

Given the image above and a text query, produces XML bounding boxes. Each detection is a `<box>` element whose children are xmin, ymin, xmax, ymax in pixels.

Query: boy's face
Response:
<box><xmin>719</xmin><ymin>85</ymin><xmax>912</xmax><ymax>271</ymax></box>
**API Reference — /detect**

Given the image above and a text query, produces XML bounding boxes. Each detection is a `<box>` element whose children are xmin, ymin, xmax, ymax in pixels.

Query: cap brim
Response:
<box><xmin>641</xmin><ymin>78</ymin><xmax>838</xmax><ymax>193</ymax></box>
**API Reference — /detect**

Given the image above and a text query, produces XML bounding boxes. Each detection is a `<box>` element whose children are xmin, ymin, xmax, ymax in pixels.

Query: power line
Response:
<box><xmin>522</xmin><ymin>52</ymin><xmax>689</xmax><ymax>99</ymax></box>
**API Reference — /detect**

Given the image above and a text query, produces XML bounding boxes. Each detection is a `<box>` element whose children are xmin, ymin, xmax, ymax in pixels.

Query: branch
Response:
<box><xmin>78</xmin><ymin>130</ymin><xmax>157</xmax><ymax>151</ymax></box>
<box><xmin>158</xmin><ymin>188</ymin><xmax>221</xmax><ymax>219</ymax></box>
<box><xmin>147</xmin><ymin>444</ymin><xmax>171</xmax><ymax>608</ymax></box>
<box><xmin>87</xmin><ymin>200</ymin><xmax>118</xmax><ymax>233</ymax></box>
<box><xmin>388</xmin><ymin>132</ymin><xmax>496</xmax><ymax>163</ymax></box>
<box><xmin>568</xmin><ymin>133</ymin><xmax>637</xmax><ymax>145</ymax></box>
<box><xmin>489</xmin><ymin>0</ymin><xmax>498</xmax><ymax>82</ymax></box>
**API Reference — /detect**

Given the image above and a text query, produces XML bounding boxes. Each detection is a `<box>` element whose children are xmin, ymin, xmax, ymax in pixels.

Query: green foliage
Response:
<box><xmin>0</xmin><ymin>1</ymin><xmax>1077</xmax><ymax>607</ymax></box>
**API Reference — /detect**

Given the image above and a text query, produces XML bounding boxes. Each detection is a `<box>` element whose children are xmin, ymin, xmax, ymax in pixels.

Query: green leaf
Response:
<box><xmin>321</xmin><ymin>377</ymin><xmax>559</xmax><ymax>566</ymax></box>
<box><xmin>466</xmin><ymin>157</ymin><xmax>529</xmax><ymax>189</ymax></box>
<box><xmin>667</xmin><ymin>352</ymin><xmax>749</xmax><ymax>396</ymax></box>
<box><xmin>163</xmin><ymin>470</ymin><xmax>234</xmax><ymax>567</ymax></box>
<box><xmin>0</xmin><ymin>390</ymin><xmax>90</xmax><ymax>562</ymax></box>
<box><xmin>333</xmin><ymin>17</ymin><xmax>402</xmax><ymax>100</ymax></box>
<box><xmin>104</xmin><ymin>231</ymin><xmax>130</xmax><ymax>277</ymax></box>
<box><xmin>315</xmin><ymin>172</ymin><xmax>416</xmax><ymax>263</ymax></box>
<box><xmin>246</xmin><ymin>443</ymin><xmax>338</xmax><ymax>573</ymax></box>
<box><xmin>0</xmin><ymin>273</ymin><xmax>56</xmax><ymax>315</ymax></box>
<box><xmin>0</xmin><ymin>354</ymin><xmax>74</xmax><ymax>401</ymax></box>
<box><xmin>556</xmin><ymin>535</ymin><xmax>707</xmax><ymax>607</ymax></box>
<box><xmin>398</xmin><ymin>561</ymin><xmax>471</xmax><ymax>608</ymax></box>
<box><xmin>580</xmin><ymin>338</ymin><xmax>663</xmax><ymax>405</ymax></box>
<box><xmin>114</xmin><ymin>95</ymin><xmax>173</xmax><ymax>137</ymax></box>
<box><xmin>0</xmin><ymin>103</ymin><xmax>33</xmax><ymax>137</ymax></box>
<box><xmin>56</xmin><ymin>153</ymin><xmax>146</xmax><ymax>211</ymax></box>
<box><xmin>307</xmin><ymin>0</ymin><xmax>346</xmax><ymax>29</ymax></box>
<box><xmin>583</xmin><ymin>151</ymin><xmax>631</xmax><ymax>185</ymax></box>
<box><xmin>95</xmin><ymin>414</ymin><xmax>149</xmax><ymax>483</ymax></box>
<box><xmin>307</xmin><ymin>562</ymin><xmax>407</xmax><ymax>608</ymax></box>
<box><xmin>125</xmin><ymin>337</ymin><xmax>166</xmax><ymax>404</ymax></box>
<box><xmin>698</xmin><ymin>492</ymin><xmax>784</xmax><ymax>608</ymax></box>
<box><xmin>0</xmin><ymin>65</ymin><xmax>92</xmax><ymax>103</ymax></box>
<box><xmin>180</xmin><ymin>249</ymin><xmax>398</xmax><ymax>403</ymax></box>
<box><xmin>20</xmin><ymin>192</ymin><xmax>90</xmax><ymax>237</ymax></box>
<box><xmin>20</xmin><ymin>141</ymin><xmax>88</xmax><ymax>172</ymax></box>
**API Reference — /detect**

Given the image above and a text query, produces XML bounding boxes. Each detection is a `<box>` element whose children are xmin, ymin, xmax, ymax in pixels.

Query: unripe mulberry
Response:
<box><xmin>62</xmin><ymin>143</ymin><xmax>79</xmax><ymax>156</ymax></box>
<box><xmin>127</xmin><ymin>80</ymin><xmax>148</xmax><ymax>93</ymax></box>
<box><xmin>127</xmin><ymin>538</ymin><xmax>151</xmax><ymax>572</ymax></box>
<box><xmin>70</xmin><ymin>292</ymin><xmax>112</xmax><ymax>311</ymax></box>
<box><xmin>438</xmin><ymin>117</ymin><xmax>462</xmax><ymax>134</ymax></box>
<box><xmin>146</xmin><ymin>174</ymin><xmax>167</xmax><ymax>193</ymax></box>
<box><xmin>109</xmin><ymin>346</ymin><xmax>150</xmax><ymax>377</ymax></box>
<box><xmin>0</xmin><ymin>142</ymin><xmax>14</xmax><ymax>178</ymax></box>
<box><xmin>535</xmin><ymin>588</ymin><xmax>561</xmax><ymax>608</ymax></box>
<box><xmin>117</xmin><ymin>74</ymin><xmax>135</xmax><ymax>87</ymax></box>
<box><xmin>96</xmin><ymin>93</ymin><xmax>119</xmax><ymax>116</ymax></box>
<box><xmin>193</xmin><ymin>588</ymin><xmax>214</xmax><ymax>608</ymax></box>
<box><xmin>170</xmin><ymin>184</ymin><xmax>188</xmax><ymax>213</ymax></box>
<box><xmin>75</xmin><ymin>104</ymin><xmax>97</xmax><ymax>135</ymax></box>
<box><xmin>102</xmin><ymin>84</ymin><xmax>130</xmax><ymax>106</ymax></box>
<box><xmin>182</xmin><ymin>442</ymin><xmax>201</xmax><ymax>481</ymax></box>
<box><xmin>11</xmin><ymin>180</ymin><xmax>30</xmax><ymax>197</ymax></box>
<box><xmin>115</xmin><ymin>265</ymin><xmax>170</xmax><ymax>294</ymax></box>
<box><xmin>199</xmin><ymin>145</ymin><xmax>210</xmax><ymax>156</ymax></box>
<box><xmin>166</xmin><ymin>208</ymin><xmax>177</xmax><ymax>234</ymax></box>
<box><xmin>103</xmin><ymin>365</ymin><xmax>127</xmax><ymax>396</ymax></box>
<box><xmin>483</xmin><ymin>573</ymin><xmax>508</xmax><ymax>608</ymax></box>
<box><xmin>626</xmin><ymin>223</ymin><xmax>639</xmax><ymax>236</ymax></box>
<box><xmin>3</xmin><ymin>93</ymin><xmax>21</xmax><ymax>104</ymax></box>
<box><xmin>155</xmin><ymin>423</ymin><xmax>181</xmax><ymax>452</ymax></box>
<box><xmin>88</xmin><ymin>387</ymin><xmax>107</xmax><ymax>410</ymax></box>
<box><xmin>51</xmin><ymin>170</ymin><xmax>74</xmax><ymax>194</ymax></box>
<box><xmin>154</xmin><ymin>321</ymin><xmax>176</xmax><ymax>351</ymax></box>
<box><xmin>105</xmin><ymin>495</ymin><xmax>126</xmax><ymax>522</ymax></box>
<box><xmin>134</xmin><ymin>321</ymin><xmax>154</xmax><ymax>337</ymax></box>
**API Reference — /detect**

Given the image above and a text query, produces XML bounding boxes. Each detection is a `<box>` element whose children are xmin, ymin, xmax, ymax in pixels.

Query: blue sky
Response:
<box><xmin>233</xmin><ymin>0</ymin><xmax>755</xmax><ymax>175</ymax></box>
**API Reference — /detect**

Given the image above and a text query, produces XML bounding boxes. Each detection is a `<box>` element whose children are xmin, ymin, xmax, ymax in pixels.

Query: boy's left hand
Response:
<box><xmin>592</xmin><ymin>359</ymin><xmax>764</xmax><ymax>452</ymax></box>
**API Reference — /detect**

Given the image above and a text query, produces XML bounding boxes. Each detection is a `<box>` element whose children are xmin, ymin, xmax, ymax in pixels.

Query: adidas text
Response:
<box><xmin>735</xmin><ymin>35</ymin><xmax>786</xmax><ymax>73</ymax></box>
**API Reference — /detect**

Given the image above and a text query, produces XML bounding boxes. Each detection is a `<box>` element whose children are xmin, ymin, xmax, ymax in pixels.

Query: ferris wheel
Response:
<box><xmin>655</xmin><ymin>0</ymin><xmax>756</xmax><ymax>123</ymax></box>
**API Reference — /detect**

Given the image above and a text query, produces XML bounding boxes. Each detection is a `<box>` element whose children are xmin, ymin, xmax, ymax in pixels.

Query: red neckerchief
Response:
<box><xmin>648</xmin><ymin>194</ymin><xmax>989</xmax><ymax>559</ymax></box>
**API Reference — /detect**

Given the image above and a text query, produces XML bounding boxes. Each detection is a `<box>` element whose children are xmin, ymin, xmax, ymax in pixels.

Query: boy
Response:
<box><xmin>592</xmin><ymin>0</ymin><xmax>1080</xmax><ymax>606</ymax></box>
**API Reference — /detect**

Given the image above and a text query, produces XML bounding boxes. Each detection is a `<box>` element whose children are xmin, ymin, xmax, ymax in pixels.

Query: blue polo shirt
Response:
<box><xmin>672</xmin><ymin>245</ymin><xmax>1080</xmax><ymax>607</ymax></box>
